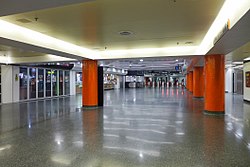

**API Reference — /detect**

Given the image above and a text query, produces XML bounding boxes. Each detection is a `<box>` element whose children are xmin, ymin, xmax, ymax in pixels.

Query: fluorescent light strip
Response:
<box><xmin>244</xmin><ymin>57</ymin><xmax>250</xmax><ymax>61</ymax></box>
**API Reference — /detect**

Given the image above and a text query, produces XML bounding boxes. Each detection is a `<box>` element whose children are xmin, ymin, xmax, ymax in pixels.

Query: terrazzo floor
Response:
<box><xmin>0</xmin><ymin>88</ymin><xmax>250</xmax><ymax>167</ymax></box>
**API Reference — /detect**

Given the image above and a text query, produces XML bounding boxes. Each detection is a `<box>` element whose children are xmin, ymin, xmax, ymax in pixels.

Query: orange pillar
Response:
<box><xmin>186</xmin><ymin>73</ymin><xmax>189</xmax><ymax>90</ymax></box>
<box><xmin>189</xmin><ymin>71</ymin><xmax>193</xmax><ymax>92</ymax></box>
<box><xmin>193</xmin><ymin>67</ymin><xmax>204</xmax><ymax>98</ymax></box>
<box><xmin>82</xmin><ymin>60</ymin><xmax>98</xmax><ymax>107</ymax></box>
<box><xmin>204</xmin><ymin>55</ymin><xmax>225</xmax><ymax>114</ymax></box>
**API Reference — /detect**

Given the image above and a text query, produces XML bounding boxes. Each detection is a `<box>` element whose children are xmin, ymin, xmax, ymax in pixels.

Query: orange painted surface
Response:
<box><xmin>189</xmin><ymin>71</ymin><xmax>193</xmax><ymax>92</ymax></box>
<box><xmin>82</xmin><ymin>60</ymin><xmax>98</xmax><ymax>107</ymax></box>
<box><xmin>193</xmin><ymin>67</ymin><xmax>204</xmax><ymax>97</ymax></box>
<box><xmin>186</xmin><ymin>73</ymin><xmax>189</xmax><ymax>90</ymax></box>
<box><xmin>204</xmin><ymin>55</ymin><xmax>225</xmax><ymax>112</ymax></box>
<box><xmin>187</xmin><ymin>56</ymin><xmax>203</xmax><ymax>72</ymax></box>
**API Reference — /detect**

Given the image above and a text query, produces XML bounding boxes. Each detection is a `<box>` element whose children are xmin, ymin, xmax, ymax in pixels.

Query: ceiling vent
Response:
<box><xmin>16</xmin><ymin>18</ymin><xmax>32</xmax><ymax>23</ymax></box>
<box><xmin>119</xmin><ymin>31</ymin><xmax>133</xmax><ymax>36</ymax></box>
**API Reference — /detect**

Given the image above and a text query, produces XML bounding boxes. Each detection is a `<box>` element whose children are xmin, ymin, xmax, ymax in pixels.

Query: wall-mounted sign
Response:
<box><xmin>213</xmin><ymin>19</ymin><xmax>230</xmax><ymax>45</ymax></box>
<box><xmin>246</xmin><ymin>71</ymin><xmax>250</xmax><ymax>87</ymax></box>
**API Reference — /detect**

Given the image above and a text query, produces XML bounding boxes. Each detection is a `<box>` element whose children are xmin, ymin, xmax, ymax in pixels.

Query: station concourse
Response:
<box><xmin>0</xmin><ymin>0</ymin><xmax>250</xmax><ymax>166</ymax></box>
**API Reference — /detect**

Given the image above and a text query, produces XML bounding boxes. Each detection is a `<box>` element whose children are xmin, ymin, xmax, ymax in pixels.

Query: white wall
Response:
<box><xmin>1</xmin><ymin>65</ymin><xmax>20</xmax><ymax>104</ymax></box>
<box><xmin>1</xmin><ymin>65</ymin><xmax>13</xmax><ymax>103</ymax></box>
<box><xmin>70</xmin><ymin>71</ymin><xmax>76</xmax><ymax>95</ymax></box>
<box><xmin>243</xmin><ymin>62</ymin><xmax>250</xmax><ymax>101</ymax></box>
<box><xmin>225</xmin><ymin>68</ymin><xmax>234</xmax><ymax>93</ymax></box>
<box><xmin>12</xmin><ymin>66</ymin><xmax>20</xmax><ymax>102</ymax></box>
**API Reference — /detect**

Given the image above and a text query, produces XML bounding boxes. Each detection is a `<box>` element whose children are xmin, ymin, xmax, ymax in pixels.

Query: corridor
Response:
<box><xmin>0</xmin><ymin>88</ymin><xmax>250</xmax><ymax>166</ymax></box>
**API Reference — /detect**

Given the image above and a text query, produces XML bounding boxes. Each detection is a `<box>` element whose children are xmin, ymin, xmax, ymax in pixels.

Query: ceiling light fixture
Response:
<box><xmin>176</xmin><ymin>59</ymin><xmax>178</xmax><ymax>62</ymax></box>
<box><xmin>233</xmin><ymin>61</ymin><xmax>243</xmax><ymax>64</ymax></box>
<box><xmin>119</xmin><ymin>31</ymin><xmax>133</xmax><ymax>36</ymax></box>
<box><xmin>244</xmin><ymin>57</ymin><xmax>250</xmax><ymax>61</ymax></box>
<box><xmin>140</xmin><ymin>59</ymin><xmax>143</xmax><ymax>62</ymax></box>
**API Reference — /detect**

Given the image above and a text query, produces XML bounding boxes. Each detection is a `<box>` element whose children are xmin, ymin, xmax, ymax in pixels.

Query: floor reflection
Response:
<box><xmin>0</xmin><ymin>88</ymin><xmax>250</xmax><ymax>166</ymax></box>
<box><xmin>0</xmin><ymin>96</ymin><xmax>81</xmax><ymax>134</ymax></box>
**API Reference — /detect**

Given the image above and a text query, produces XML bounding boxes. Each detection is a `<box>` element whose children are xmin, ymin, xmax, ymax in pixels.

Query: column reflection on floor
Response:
<box><xmin>0</xmin><ymin>88</ymin><xmax>250</xmax><ymax>166</ymax></box>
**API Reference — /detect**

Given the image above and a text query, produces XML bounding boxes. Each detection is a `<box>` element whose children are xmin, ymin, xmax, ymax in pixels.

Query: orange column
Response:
<box><xmin>82</xmin><ymin>60</ymin><xmax>98</xmax><ymax>107</ymax></box>
<box><xmin>193</xmin><ymin>67</ymin><xmax>204</xmax><ymax>98</ymax></box>
<box><xmin>186</xmin><ymin>73</ymin><xmax>189</xmax><ymax>90</ymax></box>
<box><xmin>204</xmin><ymin>55</ymin><xmax>225</xmax><ymax>114</ymax></box>
<box><xmin>189</xmin><ymin>71</ymin><xmax>193</xmax><ymax>92</ymax></box>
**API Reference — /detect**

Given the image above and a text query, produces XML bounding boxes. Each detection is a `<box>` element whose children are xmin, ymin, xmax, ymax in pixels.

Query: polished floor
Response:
<box><xmin>0</xmin><ymin>88</ymin><xmax>250</xmax><ymax>167</ymax></box>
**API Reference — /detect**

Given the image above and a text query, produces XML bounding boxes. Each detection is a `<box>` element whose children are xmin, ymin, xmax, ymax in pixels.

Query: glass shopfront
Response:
<box><xmin>46</xmin><ymin>69</ymin><xmax>51</xmax><ymax>97</ymax></box>
<box><xmin>29</xmin><ymin>68</ymin><xmax>37</xmax><ymax>99</ymax></box>
<box><xmin>52</xmin><ymin>70</ymin><xmax>58</xmax><ymax>96</ymax></box>
<box><xmin>75</xmin><ymin>72</ymin><xmax>82</xmax><ymax>94</ymax></box>
<box><xmin>19</xmin><ymin>67</ymin><xmax>70</xmax><ymax>101</ymax></box>
<box><xmin>59</xmin><ymin>70</ymin><xmax>63</xmax><ymax>95</ymax></box>
<box><xmin>38</xmin><ymin>69</ymin><xmax>44</xmax><ymax>98</ymax></box>
<box><xmin>64</xmin><ymin>71</ymin><xmax>70</xmax><ymax>95</ymax></box>
<box><xmin>19</xmin><ymin>67</ymin><xmax>28</xmax><ymax>100</ymax></box>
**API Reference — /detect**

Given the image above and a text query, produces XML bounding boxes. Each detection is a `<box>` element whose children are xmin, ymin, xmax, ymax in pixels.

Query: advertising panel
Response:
<box><xmin>246</xmin><ymin>71</ymin><xmax>250</xmax><ymax>87</ymax></box>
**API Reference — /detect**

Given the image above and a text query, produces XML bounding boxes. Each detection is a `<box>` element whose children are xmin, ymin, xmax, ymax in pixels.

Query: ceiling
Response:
<box><xmin>226</xmin><ymin>41</ymin><xmax>250</xmax><ymax>63</ymax></box>
<box><xmin>0</xmin><ymin>45</ymin><xmax>45</xmax><ymax>57</ymax></box>
<box><xmin>1</xmin><ymin>0</ymin><xmax>224</xmax><ymax>51</ymax></box>
<box><xmin>0</xmin><ymin>44</ymin><xmax>76</xmax><ymax>64</ymax></box>
<box><xmin>100</xmin><ymin>56</ymin><xmax>193</xmax><ymax>71</ymax></box>
<box><xmin>0</xmin><ymin>0</ymin><xmax>249</xmax><ymax>68</ymax></box>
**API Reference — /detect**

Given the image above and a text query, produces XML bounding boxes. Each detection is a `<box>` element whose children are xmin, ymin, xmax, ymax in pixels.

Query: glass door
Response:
<box><xmin>46</xmin><ymin>69</ymin><xmax>51</xmax><ymax>97</ymax></box>
<box><xmin>64</xmin><ymin>71</ymin><xmax>70</xmax><ymax>95</ymax></box>
<box><xmin>29</xmin><ymin>68</ymin><xmax>37</xmax><ymax>99</ymax></box>
<box><xmin>52</xmin><ymin>70</ymin><xmax>58</xmax><ymax>96</ymax></box>
<box><xmin>19</xmin><ymin>67</ymin><xmax>28</xmax><ymax>100</ymax></box>
<box><xmin>38</xmin><ymin>69</ymin><xmax>44</xmax><ymax>98</ymax></box>
<box><xmin>59</xmin><ymin>70</ymin><xmax>63</xmax><ymax>95</ymax></box>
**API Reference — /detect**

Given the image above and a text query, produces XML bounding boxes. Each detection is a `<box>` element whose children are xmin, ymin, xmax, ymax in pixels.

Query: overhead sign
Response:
<box><xmin>175</xmin><ymin>65</ymin><xmax>182</xmax><ymax>71</ymax></box>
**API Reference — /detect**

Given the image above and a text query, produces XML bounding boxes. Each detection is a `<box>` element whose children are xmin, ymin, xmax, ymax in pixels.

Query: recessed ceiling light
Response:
<box><xmin>140</xmin><ymin>59</ymin><xmax>143</xmax><ymax>62</ymax></box>
<box><xmin>176</xmin><ymin>59</ymin><xmax>178</xmax><ymax>62</ymax></box>
<box><xmin>119</xmin><ymin>31</ymin><xmax>133</xmax><ymax>36</ymax></box>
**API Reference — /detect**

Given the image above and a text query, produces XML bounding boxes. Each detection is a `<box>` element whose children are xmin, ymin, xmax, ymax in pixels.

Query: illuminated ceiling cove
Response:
<box><xmin>0</xmin><ymin>0</ymin><xmax>249</xmax><ymax>64</ymax></box>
